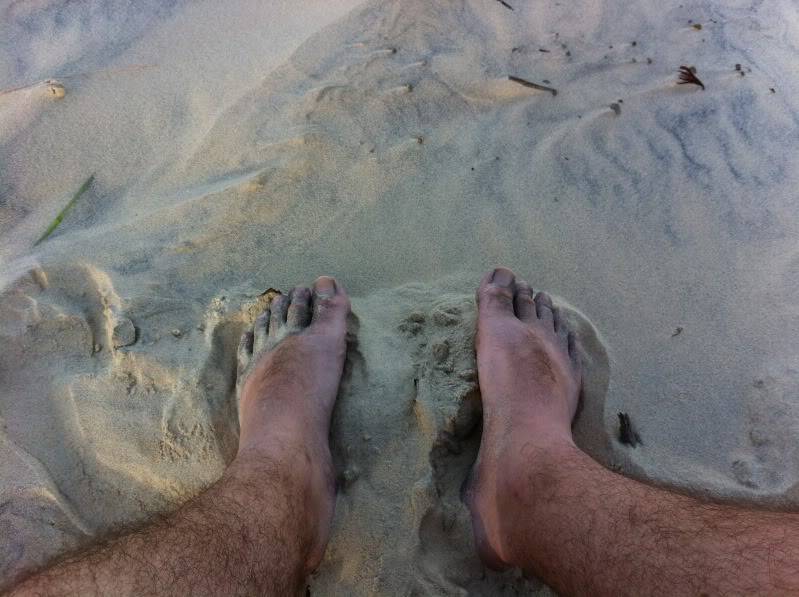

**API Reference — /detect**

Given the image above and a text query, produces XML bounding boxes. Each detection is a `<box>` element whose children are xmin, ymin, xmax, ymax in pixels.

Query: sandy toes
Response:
<box><xmin>467</xmin><ymin>267</ymin><xmax>582</xmax><ymax>569</ymax></box>
<box><xmin>235</xmin><ymin>275</ymin><xmax>350</xmax><ymax>571</ymax></box>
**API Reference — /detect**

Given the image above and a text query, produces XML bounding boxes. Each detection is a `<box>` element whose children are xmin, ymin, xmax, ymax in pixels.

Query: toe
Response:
<box><xmin>237</xmin><ymin>329</ymin><xmax>254</xmax><ymax>374</ymax></box>
<box><xmin>476</xmin><ymin>267</ymin><xmax>517</xmax><ymax>317</ymax></box>
<box><xmin>311</xmin><ymin>276</ymin><xmax>350</xmax><ymax>330</ymax></box>
<box><xmin>553</xmin><ymin>307</ymin><xmax>569</xmax><ymax>346</ymax></box>
<box><xmin>253</xmin><ymin>311</ymin><xmax>270</xmax><ymax>353</ymax></box>
<box><xmin>534</xmin><ymin>291</ymin><xmax>555</xmax><ymax>328</ymax></box>
<box><xmin>568</xmin><ymin>332</ymin><xmax>582</xmax><ymax>371</ymax></box>
<box><xmin>269</xmin><ymin>294</ymin><xmax>289</xmax><ymax>338</ymax></box>
<box><xmin>287</xmin><ymin>286</ymin><xmax>312</xmax><ymax>329</ymax></box>
<box><xmin>513</xmin><ymin>280</ymin><xmax>536</xmax><ymax>322</ymax></box>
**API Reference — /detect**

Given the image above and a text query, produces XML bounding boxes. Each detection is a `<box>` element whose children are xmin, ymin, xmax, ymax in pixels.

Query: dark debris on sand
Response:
<box><xmin>508</xmin><ymin>75</ymin><xmax>558</xmax><ymax>96</ymax></box>
<box><xmin>677</xmin><ymin>65</ymin><xmax>705</xmax><ymax>90</ymax></box>
<box><xmin>618</xmin><ymin>413</ymin><xmax>642</xmax><ymax>447</ymax></box>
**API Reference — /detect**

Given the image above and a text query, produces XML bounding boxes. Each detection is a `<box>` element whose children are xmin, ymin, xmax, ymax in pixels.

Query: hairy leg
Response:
<box><xmin>7</xmin><ymin>276</ymin><xmax>350</xmax><ymax>597</ymax></box>
<box><xmin>469</xmin><ymin>267</ymin><xmax>799</xmax><ymax>597</ymax></box>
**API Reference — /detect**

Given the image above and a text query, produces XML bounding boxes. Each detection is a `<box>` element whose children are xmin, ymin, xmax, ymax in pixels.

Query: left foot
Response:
<box><xmin>233</xmin><ymin>276</ymin><xmax>350</xmax><ymax>571</ymax></box>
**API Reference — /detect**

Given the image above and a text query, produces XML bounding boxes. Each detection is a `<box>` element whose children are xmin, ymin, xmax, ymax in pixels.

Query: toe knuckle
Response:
<box><xmin>323</xmin><ymin>294</ymin><xmax>349</xmax><ymax>309</ymax></box>
<box><xmin>480</xmin><ymin>285</ymin><xmax>512</xmax><ymax>301</ymax></box>
<box><xmin>315</xmin><ymin>295</ymin><xmax>335</xmax><ymax>307</ymax></box>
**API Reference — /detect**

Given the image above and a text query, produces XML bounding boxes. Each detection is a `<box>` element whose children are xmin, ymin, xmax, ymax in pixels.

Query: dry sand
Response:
<box><xmin>2</xmin><ymin>0</ymin><xmax>799</xmax><ymax>593</ymax></box>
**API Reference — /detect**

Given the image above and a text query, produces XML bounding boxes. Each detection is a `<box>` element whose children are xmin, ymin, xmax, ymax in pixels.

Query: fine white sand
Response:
<box><xmin>2</xmin><ymin>0</ymin><xmax>799</xmax><ymax>593</ymax></box>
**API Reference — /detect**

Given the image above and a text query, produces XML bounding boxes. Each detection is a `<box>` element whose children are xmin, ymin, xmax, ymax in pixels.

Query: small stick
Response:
<box><xmin>508</xmin><ymin>75</ymin><xmax>557</xmax><ymax>96</ymax></box>
<box><xmin>495</xmin><ymin>0</ymin><xmax>514</xmax><ymax>9</ymax></box>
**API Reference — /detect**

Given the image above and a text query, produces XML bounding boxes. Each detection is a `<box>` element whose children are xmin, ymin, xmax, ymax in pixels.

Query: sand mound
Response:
<box><xmin>2</xmin><ymin>0</ymin><xmax>799</xmax><ymax>592</ymax></box>
<box><xmin>0</xmin><ymin>269</ymin><xmax>608</xmax><ymax>594</ymax></box>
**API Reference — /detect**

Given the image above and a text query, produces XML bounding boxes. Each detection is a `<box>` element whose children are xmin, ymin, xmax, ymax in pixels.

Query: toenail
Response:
<box><xmin>491</xmin><ymin>268</ymin><xmax>514</xmax><ymax>287</ymax></box>
<box><xmin>314</xmin><ymin>276</ymin><xmax>337</xmax><ymax>299</ymax></box>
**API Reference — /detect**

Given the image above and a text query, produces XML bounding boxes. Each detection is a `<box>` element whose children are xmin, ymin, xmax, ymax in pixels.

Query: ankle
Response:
<box><xmin>234</xmin><ymin>430</ymin><xmax>331</xmax><ymax>481</ymax></box>
<box><xmin>226</xmin><ymin>445</ymin><xmax>330</xmax><ymax>544</ymax></box>
<box><xmin>497</xmin><ymin>439</ymin><xmax>581</xmax><ymax>565</ymax></box>
<box><xmin>502</xmin><ymin>433</ymin><xmax>579</xmax><ymax>480</ymax></box>
<box><xmin>238</xmin><ymin>404</ymin><xmax>329</xmax><ymax>452</ymax></box>
<box><xmin>488</xmin><ymin>409</ymin><xmax>575</xmax><ymax>450</ymax></box>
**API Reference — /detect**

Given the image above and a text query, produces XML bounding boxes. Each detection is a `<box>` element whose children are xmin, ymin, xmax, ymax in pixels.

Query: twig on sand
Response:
<box><xmin>34</xmin><ymin>174</ymin><xmax>95</xmax><ymax>246</ymax></box>
<box><xmin>508</xmin><ymin>75</ymin><xmax>558</xmax><ymax>96</ymax></box>
<box><xmin>0</xmin><ymin>65</ymin><xmax>156</xmax><ymax>98</ymax></box>
<box><xmin>495</xmin><ymin>0</ymin><xmax>514</xmax><ymax>10</ymax></box>
<box><xmin>677</xmin><ymin>65</ymin><xmax>705</xmax><ymax>90</ymax></box>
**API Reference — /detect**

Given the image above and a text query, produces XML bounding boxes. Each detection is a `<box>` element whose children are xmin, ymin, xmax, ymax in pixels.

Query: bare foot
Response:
<box><xmin>467</xmin><ymin>267</ymin><xmax>582</xmax><ymax>569</ymax></box>
<box><xmin>234</xmin><ymin>276</ymin><xmax>350</xmax><ymax>572</ymax></box>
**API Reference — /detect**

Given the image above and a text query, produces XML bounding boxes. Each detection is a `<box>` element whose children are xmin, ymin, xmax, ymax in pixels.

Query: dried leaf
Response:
<box><xmin>677</xmin><ymin>65</ymin><xmax>705</xmax><ymax>90</ymax></box>
<box><xmin>618</xmin><ymin>413</ymin><xmax>642</xmax><ymax>447</ymax></box>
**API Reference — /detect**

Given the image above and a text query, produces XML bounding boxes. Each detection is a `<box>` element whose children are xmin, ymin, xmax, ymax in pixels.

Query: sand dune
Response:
<box><xmin>2</xmin><ymin>0</ymin><xmax>798</xmax><ymax>593</ymax></box>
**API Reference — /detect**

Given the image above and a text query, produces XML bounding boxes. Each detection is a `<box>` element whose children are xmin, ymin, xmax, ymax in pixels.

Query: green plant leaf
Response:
<box><xmin>34</xmin><ymin>174</ymin><xmax>95</xmax><ymax>247</ymax></box>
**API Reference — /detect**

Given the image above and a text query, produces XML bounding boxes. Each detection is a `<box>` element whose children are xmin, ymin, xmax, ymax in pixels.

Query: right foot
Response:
<box><xmin>233</xmin><ymin>276</ymin><xmax>350</xmax><ymax>572</ymax></box>
<box><xmin>467</xmin><ymin>267</ymin><xmax>582</xmax><ymax>569</ymax></box>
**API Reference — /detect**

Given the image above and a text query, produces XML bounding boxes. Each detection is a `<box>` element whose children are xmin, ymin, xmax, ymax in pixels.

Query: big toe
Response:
<box><xmin>477</xmin><ymin>267</ymin><xmax>517</xmax><ymax>318</ymax></box>
<box><xmin>311</xmin><ymin>276</ymin><xmax>350</xmax><ymax>332</ymax></box>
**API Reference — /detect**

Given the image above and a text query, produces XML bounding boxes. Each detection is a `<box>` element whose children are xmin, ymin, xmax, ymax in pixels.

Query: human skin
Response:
<box><xmin>467</xmin><ymin>266</ymin><xmax>799</xmax><ymax>596</ymax></box>
<box><xmin>6</xmin><ymin>276</ymin><xmax>350</xmax><ymax>597</ymax></box>
<box><xmin>8</xmin><ymin>268</ymin><xmax>799</xmax><ymax>596</ymax></box>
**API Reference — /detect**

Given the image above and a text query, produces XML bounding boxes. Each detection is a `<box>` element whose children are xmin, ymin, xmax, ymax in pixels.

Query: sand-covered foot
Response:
<box><xmin>467</xmin><ymin>267</ymin><xmax>582</xmax><ymax>569</ymax></box>
<box><xmin>235</xmin><ymin>275</ymin><xmax>350</xmax><ymax>570</ymax></box>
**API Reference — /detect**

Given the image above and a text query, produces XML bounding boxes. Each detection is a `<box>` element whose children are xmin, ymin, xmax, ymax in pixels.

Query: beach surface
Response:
<box><xmin>1</xmin><ymin>0</ymin><xmax>798</xmax><ymax>593</ymax></box>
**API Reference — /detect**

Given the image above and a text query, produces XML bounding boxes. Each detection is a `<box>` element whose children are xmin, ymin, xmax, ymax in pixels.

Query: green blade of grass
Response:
<box><xmin>33</xmin><ymin>174</ymin><xmax>95</xmax><ymax>247</ymax></box>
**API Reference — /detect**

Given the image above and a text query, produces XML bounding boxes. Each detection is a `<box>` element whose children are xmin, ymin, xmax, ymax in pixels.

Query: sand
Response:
<box><xmin>1</xmin><ymin>0</ymin><xmax>798</xmax><ymax>593</ymax></box>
